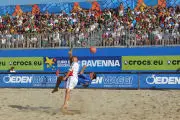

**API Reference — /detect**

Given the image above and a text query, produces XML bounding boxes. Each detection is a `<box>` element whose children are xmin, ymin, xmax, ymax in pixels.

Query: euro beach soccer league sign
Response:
<box><xmin>44</xmin><ymin>56</ymin><xmax>121</xmax><ymax>72</ymax></box>
<box><xmin>44</xmin><ymin>55</ymin><xmax>180</xmax><ymax>72</ymax></box>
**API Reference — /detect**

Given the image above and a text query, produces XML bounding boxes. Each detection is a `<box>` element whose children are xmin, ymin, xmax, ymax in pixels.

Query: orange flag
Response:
<box><xmin>32</xmin><ymin>4</ymin><xmax>40</xmax><ymax>15</ymax></box>
<box><xmin>91</xmin><ymin>1</ymin><xmax>101</xmax><ymax>18</ymax></box>
<box><xmin>91</xmin><ymin>1</ymin><xmax>100</xmax><ymax>12</ymax></box>
<box><xmin>158</xmin><ymin>0</ymin><xmax>166</xmax><ymax>7</ymax></box>
<box><xmin>135</xmin><ymin>0</ymin><xmax>146</xmax><ymax>11</ymax></box>
<box><xmin>72</xmin><ymin>2</ymin><xmax>82</xmax><ymax>12</ymax></box>
<box><xmin>12</xmin><ymin>5</ymin><xmax>23</xmax><ymax>16</ymax></box>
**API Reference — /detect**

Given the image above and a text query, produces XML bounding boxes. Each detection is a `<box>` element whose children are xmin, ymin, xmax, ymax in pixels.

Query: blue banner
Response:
<box><xmin>2</xmin><ymin>73</ymin><xmax>180</xmax><ymax>89</ymax></box>
<box><xmin>44</xmin><ymin>56</ymin><xmax>121</xmax><ymax>72</ymax></box>
<box><xmin>0</xmin><ymin>74</ymin><xmax>138</xmax><ymax>89</ymax></box>
<box><xmin>140</xmin><ymin>74</ymin><xmax>180</xmax><ymax>89</ymax></box>
<box><xmin>0</xmin><ymin>74</ymin><xmax>58</xmax><ymax>88</ymax></box>
<box><xmin>87</xmin><ymin>74</ymin><xmax>138</xmax><ymax>89</ymax></box>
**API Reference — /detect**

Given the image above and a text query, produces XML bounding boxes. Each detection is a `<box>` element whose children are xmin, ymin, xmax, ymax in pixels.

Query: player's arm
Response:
<box><xmin>80</xmin><ymin>65</ymin><xmax>87</xmax><ymax>75</ymax></box>
<box><xmin>64</xmin><ymin>71</ymin><xmax>72</xmax><ymax>80</ymax></box>
<box><xmin>63</xmin><ymin>62</ymin><xmax>78</xmax><ymax>80</ymax></box>
<box><xmin>63</xmin><ymin>62</ymin><xmax>74</xmax><ymax>80</ymax></box>
<box><xmin>63</xmin><ymin>70</ymin><xmax>71</xmax><ymax>80</ymax></box>
<box><xmin>68</xmin><ymin>48</ymin><xmax>73</xmax><ymax>65</ymax></box>
<box><xmin>68</xmin><ymin>49</ymin><xmax>73</xmax><ymax>59</ymax></box>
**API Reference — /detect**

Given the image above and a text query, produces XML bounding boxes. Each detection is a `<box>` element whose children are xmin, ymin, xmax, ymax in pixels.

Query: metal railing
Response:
<box><xmin>0</xmin><ymin>28</ymin><xmax>179</xmax><ymax>48</ymax></box>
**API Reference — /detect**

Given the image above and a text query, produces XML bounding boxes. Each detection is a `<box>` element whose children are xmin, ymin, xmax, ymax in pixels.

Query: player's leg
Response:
<box><xmin>62</xmin><ymin>77</ymin><xmax>71</xmax><ymax>109</ymax></box>
<box><xmin>52</xmin><ymin>76</ymin><xmax>64</xmax><ymax>93</ymax></box>
<box><xmin>62</xmin><ymin>88</ymin><xmax>71</xmax><ymax>109</ymax></box>
<box><xmin>53</xmin><ymin>47</ymin><xmax>73</xmax><ymax>94</ymax></box>
<box><xmin>62</xmin><ymin>76</ymin><xmax>78</xmax><ymax>109</ymax></box>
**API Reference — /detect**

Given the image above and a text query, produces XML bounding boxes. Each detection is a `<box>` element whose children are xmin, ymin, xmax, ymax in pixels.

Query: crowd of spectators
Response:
<box><xmin>0</xmin><ymin>4</ymin><xmax>179</xmax><ymax>48</ymax></box>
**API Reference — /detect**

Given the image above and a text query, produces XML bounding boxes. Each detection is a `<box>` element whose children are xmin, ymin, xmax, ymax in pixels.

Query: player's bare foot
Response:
<box><xmin>60</xmin><ymin>108</ymin><xmax>74</xmax><ymax>115</ymax></box>
<box><xmin>62</xmin><ymin>104</ymin><xmax>68</xmax><ymax>110</ymax></box>
<box><xmin>51</xmin><ymin>88</ymin><xmax>58</xmax><ymax>93</ymax></box>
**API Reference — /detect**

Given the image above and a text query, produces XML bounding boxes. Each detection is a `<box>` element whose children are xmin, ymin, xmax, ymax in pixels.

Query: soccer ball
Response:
<box><xmin>90</xmin><ymin>46</ymin><xmax>96</xmax><ymax>54</ymax></box>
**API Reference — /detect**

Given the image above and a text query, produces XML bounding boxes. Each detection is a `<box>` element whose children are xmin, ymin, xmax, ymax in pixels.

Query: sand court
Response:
<box><xmin>0</xmin><ymin>89</ymin><xmax>179</xmax><ymax>120</ymax></box>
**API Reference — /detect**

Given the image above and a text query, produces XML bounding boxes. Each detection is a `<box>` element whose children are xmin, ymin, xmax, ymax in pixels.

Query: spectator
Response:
<box><xmin>1</xmin><ymin>33</ymin><xmax>7</xmax><ymax>48</ymax></box>
<box><xmin>118</xmin><ymin>3</ymin><xmax>124</xmax><ymax>17</ymax></box>
<box><xmin>9</xmin><ymin>67</ymin><xmax>16</xmax><ymax>73</ymax></box>
<box><xmin>0</xmin><ymin>4</ymin><xmax>179</xmax><ymax>48</ymax></box>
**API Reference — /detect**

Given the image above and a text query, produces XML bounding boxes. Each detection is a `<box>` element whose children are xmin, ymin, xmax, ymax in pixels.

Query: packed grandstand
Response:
<box><xmin>0</xmin><ymin>0</ymin><xmax>179</xmax><ymax>48</ymax></box>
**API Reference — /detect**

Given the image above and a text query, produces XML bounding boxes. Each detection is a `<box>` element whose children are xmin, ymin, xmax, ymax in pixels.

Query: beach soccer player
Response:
<box><xmin>77</xmin><ymin>65</ymin><xmax>97</xmax><ymax>88</ymax></box>
<box><xmin>61</xmin><ymin>55</ymin><xmax>79</xmax><ymax>109</ymax></box>
<box><xmin>54</xmin><ymin>48</ymin><xmax>79</xmax><ymax>109</ymax></box>
<box><xmin>51</xmin><ymin>48</ymin><xmax>74</xmax><ymax>93</ymax></box>
<box><xmin>51</xmin><ymin>49</ymin><xmax>96</xmax><ymax>109</ymax></box>
<box><xmin>52</xmin><ymin>47</ymin><xmax>97</xmax><ymax>92</ymax></box>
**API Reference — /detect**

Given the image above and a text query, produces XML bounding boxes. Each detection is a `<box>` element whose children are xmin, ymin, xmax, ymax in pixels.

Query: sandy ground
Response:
<box><xmin>0</xmin><ymin>89</ymin><xmax>179</xmax><ymax>120</ymax></box>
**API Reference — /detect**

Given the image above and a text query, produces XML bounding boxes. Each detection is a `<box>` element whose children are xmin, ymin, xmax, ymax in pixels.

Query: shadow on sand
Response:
<box><xmin>8</xmin><ymin>105</ymin><xmax>81</xmax><ymax>115</ymax></box>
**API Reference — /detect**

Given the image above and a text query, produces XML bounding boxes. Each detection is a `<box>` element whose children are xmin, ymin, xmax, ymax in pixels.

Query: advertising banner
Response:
<box><xmin>0</xmin><ymin>74</ymin><xmax>58</xmax><ymax>88</ymax></box>
<box><xmin>44</xmin><ymin>56</ymin><xmax>121</xmax><ymax>72</ymax></box>
<box><xmin>0</xmin><ymin>74</ymin><xmax>138</xmax><ymax>89</ymax></box>
<box><xmin>0</xmin><ymin>57</ymin><xmax>44</xmax><ymax>71</ymax></box>
<box><xmin>139</xmin><ymin>74</ymin><xmax>180</xmax><ymax>89</ymax></box>
<box><xmin>122</xmin><ymin>56</ymin><xmax>180</xmax><ymax>71</ymax></box>
<box><xmin>1</xmin><ymin>55</ymin><xmax>179</xmax><ymax>72</ymax></box>
<box><xmin>88</xmin><ymin>74</ymin><xmax>138</xmax><ymax>89</ymax></box>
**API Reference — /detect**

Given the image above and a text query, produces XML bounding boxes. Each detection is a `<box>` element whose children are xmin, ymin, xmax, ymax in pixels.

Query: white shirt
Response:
<box><xmin>25</xmin><ymin>27</ymin><xmax>30</xmax><ymax>31</ymax></box>
<box><xmin>6</xmin><ymin>34</ymin><xmax>12</xmax><ymax>39</ymax></box>
<box><xmin>1</xmin><ymin>38</ymin><xmax>6</xmax><ymax>44</ymax></box>
<box><xmin>69</xmin><ymin>62</ymin><xmax>79</xmax><ymax>78</ymax></box>
<box><xmin>0</xmin><ymin>16</ymin><xmax>2</xmax><ymax>23</ymax></box>
<box><xmin>72</xmin><ymin>18</ymin><xmax>77</xmax><ymax>23</ymax></box>
<box><xmin>119</xmin><ymin>10</ymin><xmax>124</xmax><ymax>16</ymax></box>
<box><xmin>31</xmin><ymin>37</ymin><xmax>37</xmax><ymax>41</ymax></box>
<box><xmin>53</xmin><ymin>32</ymin><xmax>60</xmax><ymax>41</ymax></box>
<box><xmin>10</xmin><ymin>70</ymin><xmax>16</xmax><ymax>73</ymax></box>
<box><xmin>54</xmin><ymin>19</ymin><xmax>58</xmax><ymax>23</ymax></box>
<box><xmin>17</xmin><ymin>34</ymin><xmax>24</xmax><ymax>41</ymax></box>
<box><xmin>17</xmin><ymin>20</ymin><xmax>23</xmax><ymax>26</ymax></box>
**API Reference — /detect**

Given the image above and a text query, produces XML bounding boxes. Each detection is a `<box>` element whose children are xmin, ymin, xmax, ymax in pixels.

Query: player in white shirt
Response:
<box><xmin>62</xmin><ymin>56</ymin><xmax>79</xmax><ymax>109</ymax></box>
<box><xmin>63</xmin><ymin>56</ymin><xmax>79</xmax><ymax>88</ymax></box>
<box><xmin>51</xmin><ymin>48</ymin><xmax>80</xmax><ymax>109</ymax></box>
